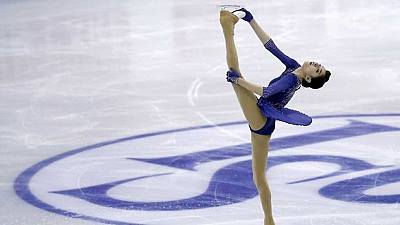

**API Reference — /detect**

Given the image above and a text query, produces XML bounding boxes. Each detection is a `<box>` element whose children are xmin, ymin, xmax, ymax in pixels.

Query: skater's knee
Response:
<box><xmin>253</xmin><ymin>174</ymin><xmax>271</xmax><ymax>190</ymax></box>
<box><xmin>255</xmin><ymin>184</ymin><xmax>271</xmax><ymax>200</ymax></box>
<box><xmin>253</xmin><ymin>174</ymin><xmax>266</xmax><ymax>188</ymax></box>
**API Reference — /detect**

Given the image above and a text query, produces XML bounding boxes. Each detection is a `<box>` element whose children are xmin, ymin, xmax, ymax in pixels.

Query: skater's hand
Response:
<box><xmin>226</xmin><ymin>69</ymin><xmax>240</xmax><ymax>84</ymax></box>
<box><xmin>233</xmin><ymin>8</ymin><xmax>253</xmax><ymax>23</ymax></box>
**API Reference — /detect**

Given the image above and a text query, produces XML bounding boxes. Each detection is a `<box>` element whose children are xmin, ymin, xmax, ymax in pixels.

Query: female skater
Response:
<box><xmin>219</xmin><ymin>8</ymin><xmax>330</xmax><ymax>225</ymax></box>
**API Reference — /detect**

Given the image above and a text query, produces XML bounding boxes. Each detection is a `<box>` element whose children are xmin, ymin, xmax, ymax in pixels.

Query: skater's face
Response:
<box><xmin>302</xmin><ymin>61</ymin><xmax>326</xmax><ymax>79</ymax></box>
<box><xmin>301</xmin><ymin>61</ymin><xmax>331</xmax><ymax>89</ymax></box>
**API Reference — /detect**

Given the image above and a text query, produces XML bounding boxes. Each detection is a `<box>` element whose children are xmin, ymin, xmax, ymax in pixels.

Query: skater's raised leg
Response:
<box><xmin>219</xmin><ymin>10</ymin><xmax>266</xmax><ymax>130</ymax></box>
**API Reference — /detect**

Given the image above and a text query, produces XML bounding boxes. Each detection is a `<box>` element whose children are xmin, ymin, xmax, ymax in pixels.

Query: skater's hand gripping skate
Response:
<box><xmin>232</xmin><ymin>8</ymin><xmax>253</xmax><ymax>22</ymax></box>
<box><xmin>226</xmin><ymin>69</ymin><xmax>240</xmax><ymax>84</ymax></box>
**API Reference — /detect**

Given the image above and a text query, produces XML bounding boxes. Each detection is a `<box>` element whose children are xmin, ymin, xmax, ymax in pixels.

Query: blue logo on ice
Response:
<box><xmin>14</xmin><ymin>113</ymin><xmax>400</xmax><ymax>225</ymax></box>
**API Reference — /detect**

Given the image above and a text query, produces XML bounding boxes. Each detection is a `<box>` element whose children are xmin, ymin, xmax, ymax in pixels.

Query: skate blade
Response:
<box><xmin>216</xmin><ymin>4</ymin><xmax>243</xmax><ymax>12</ymax></box>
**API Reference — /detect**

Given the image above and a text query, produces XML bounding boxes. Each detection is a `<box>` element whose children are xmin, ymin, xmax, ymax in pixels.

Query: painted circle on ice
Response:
<box><xmin>13</xmin><ymin>114</ymin><xmax>400</xmax><ymax>225</ymax></box>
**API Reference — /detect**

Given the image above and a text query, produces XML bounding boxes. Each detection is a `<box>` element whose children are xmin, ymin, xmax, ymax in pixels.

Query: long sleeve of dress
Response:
<box><xmin>264</xmin><ymin>39</ymin><xmax>300</xmax><ymax>69</ymax></box>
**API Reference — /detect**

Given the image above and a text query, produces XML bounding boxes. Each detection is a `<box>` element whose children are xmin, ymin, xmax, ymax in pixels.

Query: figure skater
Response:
<box><xmin>219</xmin><ymin>8</ymin><xmax>331</xmax><ymax>225</ymax></box>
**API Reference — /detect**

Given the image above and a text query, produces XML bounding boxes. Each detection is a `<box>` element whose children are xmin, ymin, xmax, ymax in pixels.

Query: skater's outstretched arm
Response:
<box><xmin>249</xmin><ymin>19</ymin><xmax>271</xmax><ymax>45</ymax></box>
<box><xmin>235</xmin><ymin>8</ymin><xmax>299</xmax><ymax>69</ymax></box>
<box><xmin>233</xmin><ymin>8</ymin><xmax>270</xmax><ymax>44</ymax></box>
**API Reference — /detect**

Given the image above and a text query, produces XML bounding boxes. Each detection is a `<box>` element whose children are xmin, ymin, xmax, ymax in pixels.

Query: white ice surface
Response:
<box><xmin>1</xmin><ymin>0</ymin><xmax>400</xmax><ymax>225</ymax></box>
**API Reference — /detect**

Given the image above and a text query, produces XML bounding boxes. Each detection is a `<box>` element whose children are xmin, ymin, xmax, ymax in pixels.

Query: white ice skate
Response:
<box><xmin>217</xmin><ymin>4</ymin><xmax>246</xmax><ymax>19</ymax></box>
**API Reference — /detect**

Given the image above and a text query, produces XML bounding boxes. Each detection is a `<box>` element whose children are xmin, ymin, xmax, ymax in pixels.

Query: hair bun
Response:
<box><xmin>325</xmin><ymin>71</ymin><xmax>331</xmax><ymax>82</ymax></box>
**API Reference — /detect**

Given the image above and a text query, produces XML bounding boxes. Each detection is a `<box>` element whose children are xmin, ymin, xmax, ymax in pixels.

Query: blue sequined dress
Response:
<box><xmin>257</xmin><ymin>39</ymin><xmax>312</xmax><ymax>126</ymax></box>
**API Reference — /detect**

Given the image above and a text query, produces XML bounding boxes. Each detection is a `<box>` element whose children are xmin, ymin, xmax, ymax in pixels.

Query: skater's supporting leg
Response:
<box><xmin>219</xmin><ymin>11</ymin><xmax>266</xmax><ymax>130</ymax></box>
<box><xmin>251</xmin><ymin>132</ymin><xmax>276</xmax><ymax>225</ymax></box>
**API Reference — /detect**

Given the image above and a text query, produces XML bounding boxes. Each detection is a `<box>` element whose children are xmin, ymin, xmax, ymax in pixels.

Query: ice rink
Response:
<box><xmin>1</xmin><ymin>0</ymin><xmax>400</xmax><ymax>224</ymax></box>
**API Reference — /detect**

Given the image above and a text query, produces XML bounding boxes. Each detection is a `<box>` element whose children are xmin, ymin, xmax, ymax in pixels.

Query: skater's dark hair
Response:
<box><xmin>302</xmin><ymin>70</ymin><xmax>331</xmax><ymax>89</ymax></box>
